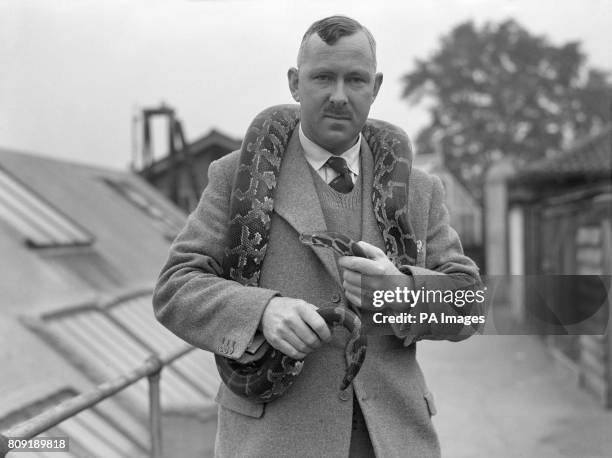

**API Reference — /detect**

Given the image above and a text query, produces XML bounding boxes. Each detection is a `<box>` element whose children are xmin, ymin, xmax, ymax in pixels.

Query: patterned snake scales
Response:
<box><xmin>215</xmin><ymin>104</ymin><xmax>417</xmax><ymax>403</ymax></box>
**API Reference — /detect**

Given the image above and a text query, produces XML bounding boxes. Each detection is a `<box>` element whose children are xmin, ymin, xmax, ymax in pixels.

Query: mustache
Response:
<box><xmin>323</xmin><ymin>107</ymin><xmax>352</xmax><ymax>118</ymax></box>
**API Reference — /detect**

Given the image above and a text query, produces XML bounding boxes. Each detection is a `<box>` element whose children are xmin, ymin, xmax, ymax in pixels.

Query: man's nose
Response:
<box><xmin>329</xmin><ymin>80</ymin><xmax>348</xmax><ymax>107</ymax></box>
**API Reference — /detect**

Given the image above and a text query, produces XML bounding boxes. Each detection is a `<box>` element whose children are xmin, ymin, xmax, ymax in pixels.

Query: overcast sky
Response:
<box><xmin>1</xmin><ymin>0</ymin><xmax>610</xmax><ymax>170</ymax></box>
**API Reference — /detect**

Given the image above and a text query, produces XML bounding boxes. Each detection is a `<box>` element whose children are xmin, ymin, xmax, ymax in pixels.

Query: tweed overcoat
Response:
<box><xmin>153</xmin><ymin>129</ymin><xmax>482</xmax><ymax>457</ymax></box>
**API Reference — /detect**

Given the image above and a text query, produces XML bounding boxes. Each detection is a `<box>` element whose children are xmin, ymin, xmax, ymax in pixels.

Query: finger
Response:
<box><xmin>342</xmin><ymin>269</ymin><xmax>362</xmax><ymax>288</ymax></box>
<box><xmin>299</xmin><ymin>306</ymin><xmax>332</xmax><ymax>342</ymax></box>
<box><xmin>279</xmin><ymin>328</ymin><xmax>313</xmax><ymax>357</ymax></box>
<box><xmin>289</xmin><ymin>320</ymin><xmax>323</xmax><ymax>350</ymax></box>
<box><xmin>355</xmin><ymin>241</ymin><xmax>386</xmax><ymax>259</ymax></box>
<box><xmin>273</xmin><ymin>338</ymin><xmax>307</xmax><ymax>360</ymax></box>
<box><xmin>345</xmin><ymin>290</ymin><xmax>362</xmax><ymax>308</ymax></box>
<box><xmin>344</xmin><ymin>281</ymin><xmax>378</xmax><ymax>310</ymax></box>
<box><xmin>343</xmin><ymin>270</ymin><xmax>381</xmax><ymax>304</ymax></box>
<box><xmin>358</xmin><ymin>274</ymin><xmax>385</xmax><ymax>293</ymax></box>
<box><xmin>343</xmin><ymin>278</ymin><xmax>362</xmax><ymax>298</ymax></box>
<box><xmin>338</xmin><ymin>256</ymin><xmax>385</xmax><ymax>275</ymax></box>
<box><xmin>264</xmin><ymin>327</ymin><xmax>307</xmax><ymax>359</ymax></box>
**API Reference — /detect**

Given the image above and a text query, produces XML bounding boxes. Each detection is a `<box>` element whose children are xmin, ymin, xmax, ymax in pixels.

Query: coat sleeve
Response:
<box><xmin>152</xmin><ymin>154</ymin><xmax>279</xmax><ymax>360</ymax></box>
<box><xmin>394</xmin><ymin>173</ymin><xmax>484</xmax><ymax>344</ymax></box>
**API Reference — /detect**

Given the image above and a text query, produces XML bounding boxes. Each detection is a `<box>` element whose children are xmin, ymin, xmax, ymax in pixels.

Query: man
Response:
<box><xmin>154</xmin><ymin>16</ymin><xmax>481</xmax><ymax>457</ymax></box>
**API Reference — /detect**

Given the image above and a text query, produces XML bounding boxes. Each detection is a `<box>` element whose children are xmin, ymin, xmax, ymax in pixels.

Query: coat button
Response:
<box><xmin>338</xmin><ymin>390</ymin><xmax>351</xmax><ymax>401</ymax></box>
<box><xmin>331</xmin><ymin>293</ymin><xmax>341</xmax><ymax>303</ymax></box>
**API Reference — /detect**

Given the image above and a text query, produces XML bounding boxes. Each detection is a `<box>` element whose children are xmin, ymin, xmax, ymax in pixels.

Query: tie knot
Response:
<box><xmin>326</xmin><ymin>156</ymin><xmax>350</xmax><ymax>175</ymax></box>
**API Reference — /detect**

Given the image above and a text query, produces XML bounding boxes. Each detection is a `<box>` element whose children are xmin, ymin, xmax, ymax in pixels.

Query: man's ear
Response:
<box><xmin>372</xmin><ymin>72</ymin><xmax>383</xmax><ymax>101</ymax></box>
<box><xmin>287</xmin><ymin>67</ymin><xmax>300</xmax><ymax>102</ymax></box>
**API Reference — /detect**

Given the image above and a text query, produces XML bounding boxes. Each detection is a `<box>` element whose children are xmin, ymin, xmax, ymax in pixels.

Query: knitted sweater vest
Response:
<box><xmin>308</xmin><ymin>155</ymin><xmax>386</xmax><ymax>257</ymax></box>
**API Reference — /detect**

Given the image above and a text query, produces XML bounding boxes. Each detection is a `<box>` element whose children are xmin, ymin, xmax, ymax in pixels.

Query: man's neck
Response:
<box><xmin>298</xmin><ymin>123</ymin><xmax>361</xmax><ymax>176</ymax></box>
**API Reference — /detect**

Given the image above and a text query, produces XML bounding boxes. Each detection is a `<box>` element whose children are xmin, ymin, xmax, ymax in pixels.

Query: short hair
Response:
<box><xmin>297</xmin><ymin>15</ymin><xmax>377</xmax><ymax>67</ymax></box>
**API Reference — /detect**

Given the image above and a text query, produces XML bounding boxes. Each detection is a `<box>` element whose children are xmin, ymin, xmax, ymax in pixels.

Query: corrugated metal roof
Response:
<box><xmin>15</xmin><ymin>289</ymin><xmax>220</xmax><ymax>457</ymax></box>
<box><xmin>4</xmin><ymin>390</ymin><xmax>149</xmax><ymax>458</ymax></box>
<box><xmin>103</xmin><ymin>178</ymin><xmax>184</xmax><ymax>240</ymax></box>
<box><xmin>52</xmin><ymin>409</ymin><xmax>142</xmax><ymax>458</ymax></box>
<box><xmin>106</xmin><ymin>295</ymin><xmax>219</xmax><ymax>399</ymax></box>
<box><xmin>30</xmin><ymin>291</ymin><xmax>219</xmax><ymax>414</ymax></box>
<box><xmin>0</xmin><ymin>148</ymin><xmax>218</xmax><ymax>457</ymax></box>
<box><xmin>0</xmin><ymin>148</ymin><xmax>188</xmax><ymax>311</ymax></box>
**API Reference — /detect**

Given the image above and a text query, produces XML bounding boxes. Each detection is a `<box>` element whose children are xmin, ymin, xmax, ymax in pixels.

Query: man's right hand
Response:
<box><xmin>260</xmin><ymin>297</ymin><xmax>332</xmax><ymax>359</ymax></box>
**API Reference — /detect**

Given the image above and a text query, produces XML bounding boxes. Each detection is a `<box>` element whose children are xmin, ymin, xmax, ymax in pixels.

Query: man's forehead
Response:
<box><xmin>299</xmin><ymin>31</ymin><xmax>376</xmax><ymax>68</ymax></box>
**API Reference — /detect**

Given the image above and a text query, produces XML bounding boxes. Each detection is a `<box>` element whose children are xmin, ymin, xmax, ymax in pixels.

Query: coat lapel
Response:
<box><xmin>274</xmin><ymin>130</ymin><xmax>341</xmax><ymax>284</ymax></box>
<box><xmin>359</xmin><ymin>140</ymin><xmax>385</xmax><ymax>251</ymax></box>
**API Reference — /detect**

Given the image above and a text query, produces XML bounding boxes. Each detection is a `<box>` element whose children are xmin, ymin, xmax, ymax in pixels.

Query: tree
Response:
<box><xmin>402</xmin><ymin>19</ymin><xmax>611</xmax><ymax>200</ymax></box>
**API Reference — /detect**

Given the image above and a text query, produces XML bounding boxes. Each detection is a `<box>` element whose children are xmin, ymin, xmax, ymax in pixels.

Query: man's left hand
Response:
<box><xmin>338</xmin><ymin>241</ymin><xmax>413</xmax><ymax>311</ymax></box>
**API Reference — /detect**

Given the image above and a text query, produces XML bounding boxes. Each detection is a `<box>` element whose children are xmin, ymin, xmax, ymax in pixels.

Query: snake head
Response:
<box><xmin>299</xmin><ymin>231</ymin><xmax>367</xmax><ymax>258</ymax></box>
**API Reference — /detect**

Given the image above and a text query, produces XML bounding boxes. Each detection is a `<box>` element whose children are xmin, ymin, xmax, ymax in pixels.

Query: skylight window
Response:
<box><xmin>0</xmin><ymin>167</ymin><xmax>94</xmax><ymax>248</ymax></box>
<box><xmin>103</xmin><ymin>178</ymin><xmax>184</xmax><ymax>240</ymax></box>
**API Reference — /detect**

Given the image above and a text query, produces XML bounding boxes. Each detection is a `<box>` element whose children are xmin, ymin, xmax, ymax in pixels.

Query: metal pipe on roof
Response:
<box><xmin>148</xmin><ymin>357</ymin><xmax>163</xmax><ymax>458</ymax></box>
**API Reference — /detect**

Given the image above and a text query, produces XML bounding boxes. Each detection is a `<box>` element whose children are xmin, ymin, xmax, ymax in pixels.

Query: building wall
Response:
<box><xmin>146</xmin><ymin>144</ymin><xmax>235</xmax><ymax>213</ymax></box>
<box><xmin>517</xmin><ymin>185</ymin><xmax>612</xmax><ymax>408</ymax></box>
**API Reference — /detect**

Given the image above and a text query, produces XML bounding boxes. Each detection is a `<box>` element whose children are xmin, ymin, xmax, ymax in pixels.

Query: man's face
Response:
<box><xmin>288</xmin><ymin>31</ymin><xmax>383</xmax><ymax>155</ymax></box>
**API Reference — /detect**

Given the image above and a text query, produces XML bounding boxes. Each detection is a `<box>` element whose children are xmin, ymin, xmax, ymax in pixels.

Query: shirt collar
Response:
<box><xmin>299</xmin><ymin>123</ymin><xmax>361</xmax><ymax>175</ymax></box>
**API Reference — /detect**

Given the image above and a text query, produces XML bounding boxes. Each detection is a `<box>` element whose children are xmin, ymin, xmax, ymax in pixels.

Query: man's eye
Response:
<box><xmin>314</xmin><ymin>75</ymin><xmax>331</xmax><ymax>81</ymax></box>
<box><xmin>348</xmin><ymin>77</ymin><xmax>365</xmax><ymax>84</ymax></box>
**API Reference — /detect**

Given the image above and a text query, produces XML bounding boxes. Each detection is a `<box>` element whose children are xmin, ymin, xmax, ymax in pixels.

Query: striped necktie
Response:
<box><xmin>326</xmin><ymin>156</ymin><xmax>354</xmax><ymax>193</ymax></box>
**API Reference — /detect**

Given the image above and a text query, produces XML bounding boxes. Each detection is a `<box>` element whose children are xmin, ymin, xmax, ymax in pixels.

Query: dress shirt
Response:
<box><xmin>299</xmin><ymin>123</ymin><xmax>361</xmax><ymax>184</ymax></box>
